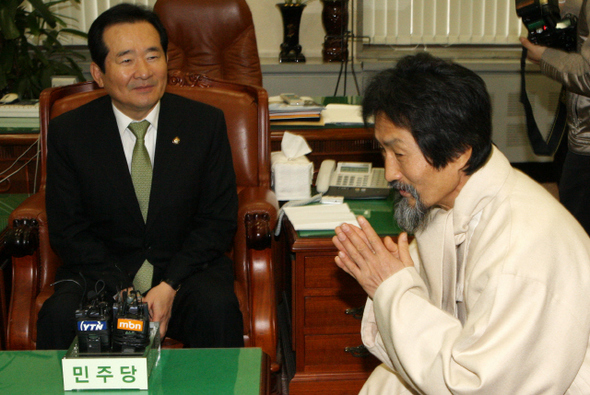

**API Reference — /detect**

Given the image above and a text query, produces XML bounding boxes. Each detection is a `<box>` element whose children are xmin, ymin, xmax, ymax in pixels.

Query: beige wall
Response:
<box><xmin>246</xmin><ymin>0</ymin><xmax>328</xmax><ymax>60</ymax></box>
<box><xmin>60</xmin><ymin>0</ymin><xmax>329</xmax><ymax>61</ymax></box>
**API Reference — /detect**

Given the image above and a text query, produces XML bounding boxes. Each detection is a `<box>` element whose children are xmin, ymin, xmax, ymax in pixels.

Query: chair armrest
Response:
<box><xmin>236</xmin><ymin>186</ymin><xmax>280</xmax><ymax>371</ymax></box>
<box><xmin>4</xmin><ymin>192</ymin><xmax>46</xmax><ymax>257</ymax></box>
<box><xmin>8</xmin><ymin>190</ymin><xmax>46</xmax><ymax>223</ymax></box>
<box><xmin>248</xmin><ymin>246</ymin><xmax>279</xmax><ymax>372</ymax></box>
<box><xmin>5</xmin><ymin>189</ymin><xmax>61</xmax><ymax>350</ymax></box>
<box><xmin>238</xmin><ymin>187</ymin><xmax>279</xmax><ymax>250</ymax></box>
<box><xmin>6</xmin><ymin>253</ymin><xmax>40</xmax><ymax>350</ymax></box>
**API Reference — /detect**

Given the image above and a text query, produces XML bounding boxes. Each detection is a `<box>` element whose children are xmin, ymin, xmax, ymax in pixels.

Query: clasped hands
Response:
<box><xmin>333</xmin><ymin>216</ymin><xmax>413</xmax><ymax>299</ymax></box>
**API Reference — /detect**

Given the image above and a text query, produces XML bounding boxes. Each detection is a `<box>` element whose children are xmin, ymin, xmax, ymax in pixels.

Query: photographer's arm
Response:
<box><xmin>537</xmin><ymin>1</ymin><xmax>590</xmax><ymax>96</ymax></box>
<box><xmin>520</xmin><ymin>37</ymin><xmax>548</xmax><ymax>64</ymax></box>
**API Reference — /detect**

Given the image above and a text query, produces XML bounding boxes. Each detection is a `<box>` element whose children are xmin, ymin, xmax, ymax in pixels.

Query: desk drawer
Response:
<box><xmin>303</xmin><ymin>334</ymin><xmax>380</xmax><ymax>373</ymax></box>
<box><xmin>304</xmin><ymin>295</ymin><xmax>366</xmax><ymax>330</ymax></box>
<box><xmin>304</xmin><ymin>255</ymin><xmax>364</xmax><ymax>291</ymax></box>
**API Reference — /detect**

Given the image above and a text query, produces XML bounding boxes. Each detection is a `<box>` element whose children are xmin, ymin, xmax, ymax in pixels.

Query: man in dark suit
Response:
<box><xmin>36</xmin><ymin>3</ymin><xmax>244</xmax><ymax>349</ymax></box>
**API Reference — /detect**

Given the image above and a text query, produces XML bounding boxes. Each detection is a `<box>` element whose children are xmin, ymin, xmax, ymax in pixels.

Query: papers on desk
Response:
<box><xmin>268</xmin><ymin>96</ymin><xmax>372</xmax><ymax>126</ymax></box>
<box><xmin>269</xmin><ymin>96</ymin><xmax>324</xmax><ymax>122</ymax></box>
<box><xmin>0</xmin><ymin>102</ymin><xmax>39</xmax><ymax>118</ymax></box>
<box><xmin>0</xmin><ymin>100</ymin><xmax>39</xmax><ymax>128</ymax></box>
<box><xmin>321</xmin><ymin>104</ymin><xmax>364</xmax><ymax>125</ymax></box>
<box><xmin>283</xmin><ymin>203</ymin><xmax>360</xmax><ymax>231</ymax></box>
<box><xmin>270</xmin><ymin>118</ymin><xmax>325</xmax><ymax>127</ymax></box>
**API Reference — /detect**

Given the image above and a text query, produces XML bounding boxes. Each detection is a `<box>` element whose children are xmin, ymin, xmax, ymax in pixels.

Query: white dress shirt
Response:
<box><xmin>112</xmin><ymin>102</ymin><xmax>161</xmax><ymax>172</ymax></box>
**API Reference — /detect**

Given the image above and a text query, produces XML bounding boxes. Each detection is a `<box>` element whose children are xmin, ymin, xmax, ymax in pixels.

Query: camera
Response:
<box><xmin>75</xmin><ymin>288</ymin><xmax>151</xmax><ymax>354</ymax></box>
<box><xmin>75</xmin><ymin>291</ymin><xmax>112</xmax><ymax>353</ymax></box>
<box><xmin>516</xmin><ymin>0</ymin><xmax>577</xmax><ymax>52</ymax></box>
<box><xmin>111</xmin><ymin>289</ymin><xmax>150</xmax><ymax>353</ymax></box>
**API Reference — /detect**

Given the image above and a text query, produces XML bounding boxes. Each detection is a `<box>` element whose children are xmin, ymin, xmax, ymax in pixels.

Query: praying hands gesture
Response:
<box><xmin>332</xmin><ymin>216</ymin><xmax>414</xmax><ymax>298</ymax></box>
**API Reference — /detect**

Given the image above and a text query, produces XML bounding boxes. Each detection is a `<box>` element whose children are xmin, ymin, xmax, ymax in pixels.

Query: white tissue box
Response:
<box><xmin>271</xmin><ymin>151</ymin><xmax>313</xmax><ymax>201</ymax></box>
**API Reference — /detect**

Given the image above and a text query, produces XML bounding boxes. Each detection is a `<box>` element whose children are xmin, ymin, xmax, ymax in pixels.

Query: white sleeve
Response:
<box><xmin>369</xmin><ymin>267</ymin><xmax>590</xmax><ymax>394</ymax></box>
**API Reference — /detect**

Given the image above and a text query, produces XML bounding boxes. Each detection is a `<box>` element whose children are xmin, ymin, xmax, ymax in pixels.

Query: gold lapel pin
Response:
<box><xmin>172</xmin><ymin>137</ymin><xmax>180</xmax><ymax>144</ymax></box>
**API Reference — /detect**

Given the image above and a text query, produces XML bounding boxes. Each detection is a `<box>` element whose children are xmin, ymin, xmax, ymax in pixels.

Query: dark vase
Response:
<box><xmin>277</xmin><ymin>3</ymin><xmax>306</xmax><ymax>63</ymax></box>
<box><xmin>321</xmin><ymin>0</ymin><xmax>349</xmax><ymax>62</ymax></box>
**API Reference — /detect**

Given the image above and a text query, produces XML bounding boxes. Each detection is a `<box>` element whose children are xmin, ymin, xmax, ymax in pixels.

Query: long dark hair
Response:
<box><xmin>363</xmin><ymin>53</ymin><xmax>492</xmax><ymax>175</ymax></box>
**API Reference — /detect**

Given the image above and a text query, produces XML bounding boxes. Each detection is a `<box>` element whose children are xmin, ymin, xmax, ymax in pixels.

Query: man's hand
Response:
<box><xmin>332</xmin><ymin>216</ymin><xmax>413</xmax><ymax>298</ymax></box>
<box><xmin>143</xmin><ymin>282</ymin><xmax>177</xmax><ymax>339</ymax></box>
<box><xmin>520</xmin><ymin>37</ymin><xmax>548</xmax><ymax>65</ymax></box>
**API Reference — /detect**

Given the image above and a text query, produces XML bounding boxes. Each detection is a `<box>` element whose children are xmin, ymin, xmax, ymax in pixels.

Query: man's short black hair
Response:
<box><xmin>362</xmin><ymin>53</ymin><xmax>492</xmax><ymax>175</ymax></box>
<box><xmin>88</xmin><ymin>3</ymin><xmax>168</xmax><ymax>73</ymax></box>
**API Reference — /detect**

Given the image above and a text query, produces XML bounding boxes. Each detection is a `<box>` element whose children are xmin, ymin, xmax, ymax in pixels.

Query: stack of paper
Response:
<box><xmin>283</xmin><ymin>203</ymin><xmax>360</xmax><ymax>231</ymax></box>
<box><xmin>0</xmin><ymin>101</ymin><xmax>39</xmax><ymax>128</ymax></box>
<box><xmin>269</xmin><ymin>96</ymin><xmax>324</xmax><ymax>123</ymax></box>
<box><xmin>0</xmin><ymin>102</ymin><xmax>39</xmax><ymax>118</ymax></box>
<box><xmin>321</xmin><ymin>104</ymin><xmax>365</xmax><ymax>125</ymax></box>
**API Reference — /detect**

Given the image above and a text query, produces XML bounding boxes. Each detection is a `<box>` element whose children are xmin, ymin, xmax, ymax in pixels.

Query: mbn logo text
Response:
<box><xmin>117</xmin><ymin>318</ymin><xmax>144</xmax><ymax>332</ymax></box>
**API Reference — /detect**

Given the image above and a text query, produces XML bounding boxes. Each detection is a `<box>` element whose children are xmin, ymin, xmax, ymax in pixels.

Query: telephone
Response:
<box><xmin>316</xmin><ymin>160</ymin><xmax>392</xmax><ymax>199</ymax></box>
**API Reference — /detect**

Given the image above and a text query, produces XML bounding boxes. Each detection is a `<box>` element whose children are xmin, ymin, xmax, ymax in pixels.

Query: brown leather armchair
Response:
<box><xmin>154</xmin><ymin>0</ymin><xmax>263</xmax><ymax>87</ymax></box>
<box><xmin>5</xmin><ymin>72</ymin><xmax>279</xmax><ymax>371</ymax></box>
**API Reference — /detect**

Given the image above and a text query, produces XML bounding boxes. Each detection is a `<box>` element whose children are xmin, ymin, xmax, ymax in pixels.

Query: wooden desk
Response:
<box><xmin>270</xmin><ymin>125</ymin><xmax>382</xmax><ymax>177</ymax></box>
<box><xmin>0</xmin><ymin>348</ymin><xmax>269</xmax><ymax>394</ymax></box>
<box><xmin>284</xmin><ymin>197</ymin><xmax>402</xmax><ymax>394</ymax></box>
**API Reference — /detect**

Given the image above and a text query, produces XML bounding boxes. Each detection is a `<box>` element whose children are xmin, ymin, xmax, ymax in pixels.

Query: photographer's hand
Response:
<box><xmin>520</xmin><ymin>37</ymin><xmax>548</xmax><ymax>64</ymax></box>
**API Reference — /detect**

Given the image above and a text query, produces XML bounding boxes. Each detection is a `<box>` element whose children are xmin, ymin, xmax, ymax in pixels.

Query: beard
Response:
<box><xmin>392</xmin><ymin>181</ymin><xmax>430</xmax><ymax>233</ymax></box>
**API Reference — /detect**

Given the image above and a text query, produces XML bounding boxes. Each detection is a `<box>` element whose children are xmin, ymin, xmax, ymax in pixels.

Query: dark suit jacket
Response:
<box><xmin>46</xmin><ymin>92</ymin><xmax>238</xmax><ymax>290</ymax></box>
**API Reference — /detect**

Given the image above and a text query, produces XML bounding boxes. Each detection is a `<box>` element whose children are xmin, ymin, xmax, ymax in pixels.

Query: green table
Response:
<box><xmin>0</xmin><ymin>348</ymin><xmax>269</xmax><ymax>394</ymax></box>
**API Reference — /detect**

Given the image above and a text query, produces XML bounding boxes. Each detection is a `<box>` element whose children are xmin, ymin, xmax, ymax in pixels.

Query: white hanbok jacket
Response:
<box><xmin>360</xmin><ymin>147</ymin><xmax>590</xmax><ymax>394</ymax></box>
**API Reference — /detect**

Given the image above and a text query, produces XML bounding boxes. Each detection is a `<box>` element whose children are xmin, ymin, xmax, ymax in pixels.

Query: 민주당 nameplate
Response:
<box><xmin>61</xmin><ymin>323</ymin><xmax>160</xmax><ymax>391</ymax></box>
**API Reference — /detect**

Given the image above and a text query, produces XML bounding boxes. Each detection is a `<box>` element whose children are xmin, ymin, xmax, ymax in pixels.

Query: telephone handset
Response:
<box><xmin>316</xmin><ymin>160</ymin><xmax>392</xmax><ymax>199</ymax></box>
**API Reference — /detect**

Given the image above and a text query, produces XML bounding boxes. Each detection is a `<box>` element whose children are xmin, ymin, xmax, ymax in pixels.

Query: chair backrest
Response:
<box><xmin>166</xmin><ymin>71</ymin><xmax>270</xmax><ymax>191</ymax></box>
<box><xmin>154</xmin><ymin>0</ymin><xmax>263</xmax><ymax>87</ymax></box>
<box><xmin>38</xmin><ymin>73</ymin><xmax>270</xmax><ymax>192</ymax></box>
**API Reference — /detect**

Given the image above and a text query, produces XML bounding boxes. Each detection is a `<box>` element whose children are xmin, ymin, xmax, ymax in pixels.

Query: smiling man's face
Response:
<box><xmin>90</xmin><ymin>21</ymin><xmax>167</xmax><ymax>120</ymax></box>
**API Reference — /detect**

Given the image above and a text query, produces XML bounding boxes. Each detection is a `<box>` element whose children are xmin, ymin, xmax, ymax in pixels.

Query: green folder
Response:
<box><xmin>297</xmin><ymin>191</ymin><xmax>403</xmax><ymax>238</ymax></box>
<box><xmin>0</xmin><ymin>117</ymin><xmax>40</xmax><ymax>132</ymax></box>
